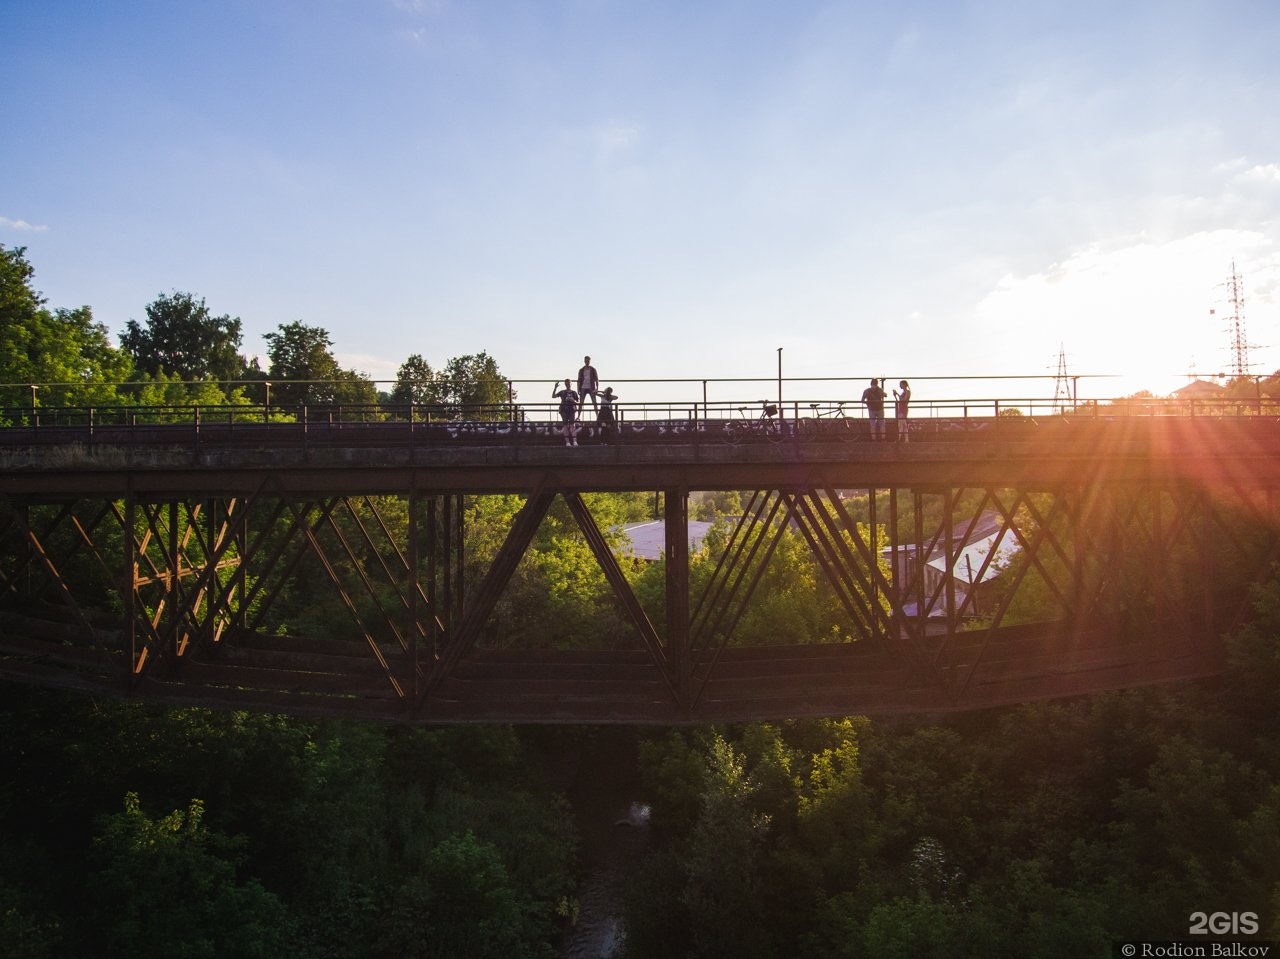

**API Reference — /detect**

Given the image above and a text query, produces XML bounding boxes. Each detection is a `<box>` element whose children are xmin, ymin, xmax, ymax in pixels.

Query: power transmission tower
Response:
<box><xmin>1051</xmin><ymin>344</ymin><xmax>1073</xmax><ymax>412</ymax></box>
<box><xmin>1221</xmin><ymin>261</ymin><xmax>1253</xmax><ymax>379</ymax></box>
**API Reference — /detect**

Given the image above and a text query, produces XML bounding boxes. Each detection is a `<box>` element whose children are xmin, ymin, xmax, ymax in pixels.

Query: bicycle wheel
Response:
<box><xmin>724</xmin><ymin>420</ymin><xmax>748</xmax><ymax>446</ymax></box>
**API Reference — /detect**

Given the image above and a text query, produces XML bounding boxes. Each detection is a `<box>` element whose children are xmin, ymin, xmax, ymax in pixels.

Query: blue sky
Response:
<box><xmin>4</xmin><ymin>0</ymin><xmax>1279</xmax><ymax>402</ymax></box>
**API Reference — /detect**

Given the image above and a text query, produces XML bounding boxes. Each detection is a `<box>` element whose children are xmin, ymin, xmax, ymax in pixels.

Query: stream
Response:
<box><xmin>561</xmin><ymin>800</ymin><xmax>652</xmax><ymax>958</ymax></box>
<box><xmin>547</xmin><ymin>728</ymin><xmax>653</xmax><ymax>959</ymax></box>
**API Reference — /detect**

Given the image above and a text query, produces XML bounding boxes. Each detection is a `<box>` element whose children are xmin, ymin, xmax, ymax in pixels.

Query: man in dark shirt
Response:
<box><xmin>861</xmin><ymin>378</ymin><xmax>887</xmax><ymax>441</ymax></box>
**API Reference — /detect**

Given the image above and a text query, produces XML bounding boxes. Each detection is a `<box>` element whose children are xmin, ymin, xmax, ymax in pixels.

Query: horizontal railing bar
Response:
<box><xmin>2</xmin><ymin>396</ymin><xmax>1278</xmax><ymax>424</ymax></box>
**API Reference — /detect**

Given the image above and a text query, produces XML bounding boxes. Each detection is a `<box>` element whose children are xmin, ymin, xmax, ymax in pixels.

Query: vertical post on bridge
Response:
<box><xmin>868</xmin><ymin>485</ymin><xmax>879</xmax><ymax>633</ymax></box>
<box><xmin>169</xmin><ymin>501</ymin><xmax>180</xmax><ymax>662</ymax></box>
<box><xmin>944</xmin><ymin>491</ymin><xmax>957</xmax><ymax>654</ymax></box>
<box><xmin>409</xmin><ymin>486</ymin><xmax>420</xmax><ymax>697</ymax></box>
<box><xmin>889</xmin><ymin>486</ymin><xmax>900</xmax><ymax>634</ymax></box>
<box><xmin>125</xmin><ymin>484</ymin><xmax>137</xmax><ymax>684</ymax></box>
<box><xmin>427</xmin><ymin>496</ymin><xmax>439</xmax><ymax>657</ymax></box>
<box><xmin>233</xmin><ymin>497</ymin><xmax>248</xmax><ymax>632</ymax></box>
<box><xmin>777</xmin><ymin>347</ymin><xmax>784</xmax><ymax>425</ymax></box>
<box><xmin>913</xmin><ymin>490</ymin><xmax>926</xmax><ymax>645</ymax></box>
<box><xmin>664</xmin><ymin>487</ymin><xmax>691</xmax><ymax>714</ymax></box>
<box><xmin>441</xmin><ymin>495</ymin><xmax>453</xmax><ymax>629</ymax></box>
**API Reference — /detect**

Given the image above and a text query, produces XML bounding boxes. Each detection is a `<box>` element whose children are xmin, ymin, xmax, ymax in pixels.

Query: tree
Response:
<box><xmin>437</xmin><ymin>352</ymin><xmax>510</xmax><ymax>414</ymax></box>
<box><xmin>389</xmin><ymin>354</ymin><xmax>437</xmax><ymax>411</ymax></box>
<box><xmin>0</xmin><ymin>244</ymin><xmax>42</xmax><ymax>328</ymax></box>
<box><xmin>388</xmin><ymin>352</ymin><xmax>512</xmax><ymax>420</ymax></box>
<box><xmin>418</xmin><ymin>832</ymin><xmax>529</xmax><ymax>959</ymax></box>
<box><xmin>263</xmin><ymin>321</ymin><xmax>378</xmax><ymax>409</ymax></box>
<box><xmin>679</xmin><ymin>735</ymin><xmax>777</xmax><ymax>958</ymax></box>
<box><xmin>329</xmin><ymin>366</ymin><xmax>382</xmax><ymax>408</ymax></box>
<box><xmin>120</xmin><ymin>291</ymin><xmax>247</xmax><ymax>383</ymax></box>
<box><xmin>0</xmin><ymin>245</ymin><xmax>132</xmax><ymax>414</ymax></box>
<box><xmin>263</xmin><ymin>321</ymin><xmax>339</xmax><ymax>407</ymax></box>
<box><xmin>87</xmin><ymin>792</ymin><xmax>287</xmax><ymax>959</ymax></box>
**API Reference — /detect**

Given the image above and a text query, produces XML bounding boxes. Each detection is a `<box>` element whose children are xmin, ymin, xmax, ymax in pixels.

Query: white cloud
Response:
<box><xmin>0</xmin><ymin>216</ymin><xmax>48</xmax><ymax>232</ymax></box>
<box><xmin>1236</xmin><ymin>164</ymin><xmax>1280</xmax><ymax>184</ymax></box>
<box><xmin>1213</xmin><ymin>156</ymin><xmax>1250</xmax><ymax>175</ymax></box>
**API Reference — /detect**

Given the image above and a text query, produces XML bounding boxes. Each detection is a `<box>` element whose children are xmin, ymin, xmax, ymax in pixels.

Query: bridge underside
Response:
<box><xmin>0</xmin><ymin>418</ymin><xmax>1275</xmax><ymax>723</ymax></box>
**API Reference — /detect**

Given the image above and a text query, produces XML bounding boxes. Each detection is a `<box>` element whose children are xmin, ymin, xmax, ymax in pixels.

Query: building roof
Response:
<box><xmin>1172</xmin><ymin>378</ymin><xmax>1227</xmax><ymax>399</ymax></box>
<box><xmin>926</xmin><ymin>529</ymin><xmax>1019</xmax><ymax>584</ymax></box>
<box><xmin>883</xmin><ymin>508</ymin><xmax>1021</xmax><ymax>585</ymax></box>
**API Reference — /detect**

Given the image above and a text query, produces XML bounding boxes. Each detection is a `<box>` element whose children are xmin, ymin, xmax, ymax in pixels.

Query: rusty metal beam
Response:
<box><xmin>1</xmin><ymin>419</ymin><xmax>1277</xmax><ymax>723</ymax></box>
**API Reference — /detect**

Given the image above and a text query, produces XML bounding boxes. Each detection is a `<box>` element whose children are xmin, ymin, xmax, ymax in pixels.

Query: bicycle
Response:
<box><xmin>800</xmin><ymin>401</ymin><xmax>859</xmax><ymax>441</ymax></box>
<box><xmin>725</xmin><ymin>400</ymin><xmax>787</xmax><ymax>445</ymax></box>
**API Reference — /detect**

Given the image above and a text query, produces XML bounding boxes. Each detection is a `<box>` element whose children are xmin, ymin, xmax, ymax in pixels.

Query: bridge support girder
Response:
<box><xmin>0</xmin><ymin>467</ymin><xmax>1266</xmax><ymax>723</ymax></box>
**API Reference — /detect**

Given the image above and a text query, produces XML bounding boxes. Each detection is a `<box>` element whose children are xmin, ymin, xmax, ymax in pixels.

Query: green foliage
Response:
<box><xmin>122</xmin><ymin>370</ymin><xmax>258</xmax><ymax>413</ymax></box>
<box><xmin>691</xmin><ymin>489</ymin><xmax>744</xmax><ymax>521</ymax></box>
<box><xmin>0</xmin><ymin>877</ymin><xmax>64</xmax><ymax>959</ymax></box>
<box><xmin>263</xmin><ymin>321</ymin><xmax>379</xmax><ymax>408</ymax></box>
<box><xmin>690</xmin><ymin>511</ymin><xmax>885</xmax><ymax>646</ymax></box>
<box><xmin>1225</xmin><ymin>567</ymin><xmax>1280</xmax><ymax>735</ymax></box>
<box><xmin>856</xmin><ymin>894</ymin><xmax>975</xmax><ymax>959</ymax></box>
<box><xmin>678</xmin><ymin>735</ymin><xmax>775</xmax><ymax>958</ymax></box>
<box><xmin>460</xmin><ymin>492</ymin><xmax>655</xmax><ymax>651</ymax></box>
<box><xmin>437</xmin><ymin>351</ymin><xmax>511</xmax><ymax>413</ymax></box>
<box><xmin>389</xmin><ymin>351</ymin><xmax>512</xmax><ymax>419</ymax></box>
<box><xmin>389</xmin><ymin>353</ymin><xmax>437</xmax><ymax>409</ymax></box>
<box><xmin>419</xmin><ymin>832</ymin><xmax>528</xmax><ymax>958</ymax></box>
<box><xmin>87</xmin><ymin>792</ymin><xmax>288</xmax><ymax>959</ymax></box>
<box><xmin>120</xmin><ymin>291</ymin><xmax>247</xmax><ymax>384</ymax></box>
<box><xmin>0</xmin><ymin>686</ymin><xmax>579</xmax><ymax>959</ymax></box>
<box><xmin>624</xmin><ymin>607</ymin><xmax>1280</xmax><ymax>957</ymax></box>
<box><xmin>0</xmin><ymin>246</ymin><xmax>133</xmax><ymax>414</ymax></box>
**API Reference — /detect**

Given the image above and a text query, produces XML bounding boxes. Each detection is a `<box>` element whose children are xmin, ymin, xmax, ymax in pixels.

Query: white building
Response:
<box><xmin>886</xmin><ymin>510</ymin><xmax>1021</xmax><ymax>619</ymax></box>
<box><xmin>621</xmin><ymin>520</ymin><xmax>715</xmax><ymax>561</ymax></box>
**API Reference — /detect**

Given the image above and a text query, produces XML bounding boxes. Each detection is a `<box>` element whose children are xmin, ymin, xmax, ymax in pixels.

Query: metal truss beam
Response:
<box><xmin>0</xmin><ymin>438</ymin><xmax>1274</xmax><ymax>722</ymax></box>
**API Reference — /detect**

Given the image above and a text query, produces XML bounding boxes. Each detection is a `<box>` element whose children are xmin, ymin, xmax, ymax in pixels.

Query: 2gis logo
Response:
<box><xmin>1189</xmin><ymin>912</ymin><xmax>1260</xmax><ymax>936</ymax></box>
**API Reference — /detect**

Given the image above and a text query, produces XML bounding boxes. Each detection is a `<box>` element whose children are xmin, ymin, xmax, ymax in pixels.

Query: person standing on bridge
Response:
<box><xmin>577</xmin><ymin>356</ymin><xmax>600</xmax><ymax>417</ymax></box>
<box><xmin>893</xmin><ymin>379</ymin><xmax>911</xmax><ymax>442</ymax></box>
<box><xmin>861</xmin><ymin>378</ymin><xmax>887</xmax><ymax>440</ymax></box>
<box><xmin>553</xmin><ymin>379</ymin><xmax>580</xmax><ymax>446</ymax></box>
<box><xmin>597</xmin><ymin>386</ymin><xmax>618</xmax><ymax>445</ymax></box>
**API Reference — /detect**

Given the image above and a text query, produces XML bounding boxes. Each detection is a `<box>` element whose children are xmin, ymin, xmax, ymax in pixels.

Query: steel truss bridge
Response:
<box><xmin>1</xmin><ymin>407</ymin><xmax>1278</xmax><ymax>725</ymax></box>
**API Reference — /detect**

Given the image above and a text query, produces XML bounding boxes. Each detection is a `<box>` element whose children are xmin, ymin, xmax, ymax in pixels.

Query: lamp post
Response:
<box><xmin>264</xmin><ymin>381</ymin><xmax>271</xmax><ymax>423</ymax></box>
<box><xmin>777</xmin><ymin>347</ymin><xmax>783</xmax><ymax>418</ymax></box>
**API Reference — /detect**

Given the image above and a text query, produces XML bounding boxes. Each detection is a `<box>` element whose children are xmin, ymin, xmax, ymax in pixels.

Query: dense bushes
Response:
<box><xmin>0</xmin><ymin>697</ymin><xmax>578</xmax><ymax>958</ymax></box>
<box><xmin>618</xmin><ymin>583</ymin><xmax>1280</xmax><ymax>956</ymax></box>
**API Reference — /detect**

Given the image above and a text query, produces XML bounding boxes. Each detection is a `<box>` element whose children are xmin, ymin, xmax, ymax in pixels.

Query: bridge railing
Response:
<box><xmin>2</xmin><ymin>392</ymin><xmax>1279</xmax><ymax>448</ymax></box>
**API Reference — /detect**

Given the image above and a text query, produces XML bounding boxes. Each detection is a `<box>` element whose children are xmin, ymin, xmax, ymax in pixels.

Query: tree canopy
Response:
<box><xmin>120</xmin><ymin>291</ymin><xmax>248</xmax><ymax>383</ymax></box>
<box><xmin>390</xmin><ymin>351</ymin><xmax>512</xmax><ymax>419</ymax></box>
<box><xmin>0</xmin><ymin>245</ymin><xmax>133</xmax><ymax>414</ymax></box>
<box><xmin>263</xmin><ymin>321</ymin><xmax>378</xmax><ymax>408</ymax></box>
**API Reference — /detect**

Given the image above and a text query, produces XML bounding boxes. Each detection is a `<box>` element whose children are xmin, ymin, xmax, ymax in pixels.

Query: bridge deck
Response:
<box><xmin>2</xmin><ymin>414</ymin><xmax>1279</xmax><ymax>496</ymax></box>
